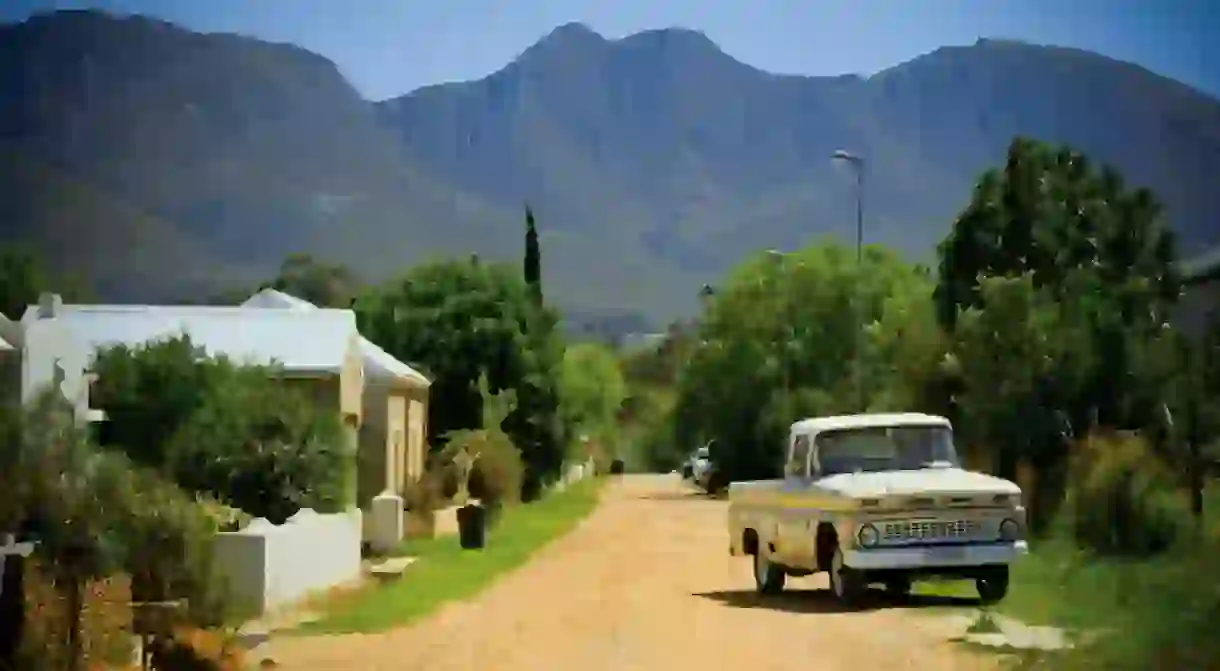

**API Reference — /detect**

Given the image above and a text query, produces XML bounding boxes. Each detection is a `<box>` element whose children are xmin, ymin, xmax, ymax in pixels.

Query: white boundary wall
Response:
<box><xmin>213</xmin><ymin>508</ymin><xmax>362</xmax><ymax>615</ymax></box>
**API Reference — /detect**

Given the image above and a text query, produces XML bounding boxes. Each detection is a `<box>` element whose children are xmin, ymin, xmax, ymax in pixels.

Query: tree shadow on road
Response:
<box><xmin>693</xmin><ymin>588</ymin><xmax>980</xmax><ymax>614</ymax></box>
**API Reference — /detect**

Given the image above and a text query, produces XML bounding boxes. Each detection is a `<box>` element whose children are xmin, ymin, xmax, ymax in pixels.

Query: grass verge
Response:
<box><xmin>915</xmin><ymin>542</ymin><xmax>1139</xmax><ymax>631</ymax></box>
<box><xmin>296</xmin><ymin>477</ymin><xmax>605</xmax><ymax>634</ymax></box>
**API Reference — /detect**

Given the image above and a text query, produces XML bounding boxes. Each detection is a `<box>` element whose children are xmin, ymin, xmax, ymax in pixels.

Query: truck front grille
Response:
<box><xmin>881</xmin><ymin>519</ymin><xmax>979</xmax><ymax>544</ymax></box>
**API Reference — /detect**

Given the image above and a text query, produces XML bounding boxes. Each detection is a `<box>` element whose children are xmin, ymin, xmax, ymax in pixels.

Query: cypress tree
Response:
<box><xmin>524</xmin><ymin>205</ymin><xmax>542</xmax><ymax>306</ymax></box>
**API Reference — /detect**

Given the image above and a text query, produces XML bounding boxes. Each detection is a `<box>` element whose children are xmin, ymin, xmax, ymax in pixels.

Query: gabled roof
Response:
<box><xmin>22</xmin><ymin>302</ymin><xmax>358</xmax><ymax>373</ymax></box>
<box><xmin>242</xmin><ymin>288</ymin><xmax>430</xmax><ymax>388</ymax></box>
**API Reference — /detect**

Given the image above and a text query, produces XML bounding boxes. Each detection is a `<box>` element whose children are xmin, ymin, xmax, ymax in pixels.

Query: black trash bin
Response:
<box><xmin>609</xmin><ymin>459</ymin><xmax>625</xmax><ymax>475</ymax></box>
<box><xmin>456</xmin><ymin>503</ymin><xmax>487</xmax><ymax>550</ymax></box>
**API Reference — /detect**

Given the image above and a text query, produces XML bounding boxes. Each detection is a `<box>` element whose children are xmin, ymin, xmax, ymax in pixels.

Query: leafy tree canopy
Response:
<box><xmin>356</xmin><ymin>258</ymin><xmax>567</xmax><ymax>497</ymax></box>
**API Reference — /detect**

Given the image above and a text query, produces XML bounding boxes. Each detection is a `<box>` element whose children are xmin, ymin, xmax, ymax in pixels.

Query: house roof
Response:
<box><xmin>242</xmin><ymin>288</ymin><xmax>431</xmax><ymax>388</ymax></box>
<box><xmin>21</xmin><ymin>302</ymin><xmax>358</xmax><ymax>373</ymax></box>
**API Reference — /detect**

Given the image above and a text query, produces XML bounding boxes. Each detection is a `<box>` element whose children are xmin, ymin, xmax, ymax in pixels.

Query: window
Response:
<box><xmin>814</xmin><ymin>425</ymin><xmax>959</xmax><ymax>475</ymax></box>
<box><xmin>785</xmin><ymin>434</ymin><xmax>811</xmax><ymax>478</ymax></box>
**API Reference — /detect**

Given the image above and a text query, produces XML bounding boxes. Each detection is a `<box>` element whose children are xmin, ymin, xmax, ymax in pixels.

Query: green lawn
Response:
<box><xmin>915</xmin><ymin>541</ymin><xmax>1155</xmax><ymax>631</ymax></box>
<box><xmin>297</xmin><ymin>478</ymin><xmax>605</xmax><ymax>634</ymax></box>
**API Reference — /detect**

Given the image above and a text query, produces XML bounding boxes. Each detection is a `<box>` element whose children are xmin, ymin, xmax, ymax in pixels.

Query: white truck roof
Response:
<box><xmin>790</xmin><ymin>413</ymin><xmax>950</xmax><ymax>435</ymax></box>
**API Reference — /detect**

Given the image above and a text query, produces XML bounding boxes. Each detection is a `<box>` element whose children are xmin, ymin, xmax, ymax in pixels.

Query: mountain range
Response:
<box><xmin>2</xmin><ymin>10</ymin><xmax>1219</xmax><ymax>325</ymax></box>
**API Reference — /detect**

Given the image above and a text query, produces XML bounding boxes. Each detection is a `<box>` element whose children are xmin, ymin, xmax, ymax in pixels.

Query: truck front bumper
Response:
<box><xmin>843</xmin><ymin>541</ymin><xmax>1028</xmax><ymax>571</ymax></box>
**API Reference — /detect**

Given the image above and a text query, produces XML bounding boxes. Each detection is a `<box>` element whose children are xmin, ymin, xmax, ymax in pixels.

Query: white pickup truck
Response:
<box><xmin>728</xmin><ymin>413</ymin><xmax>1027</xmax><ymax>605</ymax></box>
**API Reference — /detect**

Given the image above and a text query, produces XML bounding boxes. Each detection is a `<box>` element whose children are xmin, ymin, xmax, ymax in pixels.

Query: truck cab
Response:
<box><xmin>727</xmin><ymin>413</ymin><xmax>1027</xmax><ymax>605</ymax></box>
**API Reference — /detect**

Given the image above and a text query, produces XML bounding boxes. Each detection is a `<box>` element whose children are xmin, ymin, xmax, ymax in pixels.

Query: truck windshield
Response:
<box><xmin>814</xmin><ymin>425</ymin><xmax>959</xmax><ymax>475</ymax></box>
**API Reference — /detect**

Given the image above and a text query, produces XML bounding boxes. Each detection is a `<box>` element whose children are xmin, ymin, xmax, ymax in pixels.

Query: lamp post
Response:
<box><xmin>832</xmin><ymin>149</ymin><xmax>866</xmax><ymax>413</ymax></box>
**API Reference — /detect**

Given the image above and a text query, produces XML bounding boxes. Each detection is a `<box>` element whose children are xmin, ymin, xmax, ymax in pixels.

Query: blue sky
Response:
<box><xmin>3</xmin><ymin>0</ymin><xmax>1218</xmax><ymax>101</ymax></box>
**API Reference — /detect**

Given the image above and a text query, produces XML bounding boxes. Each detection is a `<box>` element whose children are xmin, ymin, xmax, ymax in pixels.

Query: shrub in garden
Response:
<box><xmin>402</xmin><ymin>466</ymin><xmax>446</xmax><ymax>538</ymax></box>
<box><xmin>4</xmin><ymin>392</ymin><xmax>237</xmax><ymax>670</ymax></box>
<box><xmin>17</xmin><ymin>562</ymin><xmax>134</xmax><ymax>671</ymax></box>
<box><xmin>1059</xmin><ymin>431</ymin><xmax>1191</xmax><ymax>557</ymax></box>
<box><xmin>436</xmin><ymin>374</ymin><xmax>524</xmax><ymax>517</ymax></box>
<box><xmin>116</xmin><ymin>466</ymin><xmax>236</xmax><ymax>626</ymax></box>
<box><xmin>90</xmin><ymin>336</ymin><xmax>220</xmax><ymax>469</ymax></box>
<box><xmin>148</xmin><ymin>627</ymin><xmax>247</xmax><ymax>671</ymax></box>
<box><xmin>442</xmin><ymin>428</ymin><xmax>524</xmax><ymax>516</ymax></box>
<box><xmin>92</xmin><ymin>336</ymin><xmax>351</xmax><ymax>524</ymax></box>
<box><xmin>165</xmin><ymin>366</ymin><xmax>350</xmax><ymax>524</ymax></box>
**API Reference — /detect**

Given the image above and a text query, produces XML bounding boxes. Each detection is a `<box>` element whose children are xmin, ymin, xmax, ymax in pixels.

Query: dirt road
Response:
<box><xmin>263</xmin><ymin>474</ymin><xmax>997</xmax><ymax>670</ymax></box>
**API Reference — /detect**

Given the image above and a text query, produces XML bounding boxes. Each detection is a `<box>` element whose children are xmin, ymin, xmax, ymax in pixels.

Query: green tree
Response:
<box><xmin>673</xmin><ymin>242</ymin><xmax>932</xmax><ymax>481</ymax></box>
<box><xmin>524</xmin><ymin>205</ymin><xmax>542</xmax><ymax>306</ymax></box>
<box><xmin>356</xmin><ymin>258</ymin><xmax>567</xmax><ymax>498</ymax></box>
<box><xmin>934</xmin><ymin>138</ymin><xmax>1180</xmax><ymax>335</ymax></box>
<box><xmin>560</xmin><ymin>342</ymin><xmax>627</xmax><ymax>455</ymax></box>
<box><xmin>266</xmin><ymin>252</ymin><xmax>360</xmax><ymax>307</ymax></box>
<box><xmin>933</xmin><ymin>141</ymin><xmax>1186</xmax><ymax>525</ymax></box>
<box><xmin>950</xmin><ymin>274</ymin><xmax>1084</xmax><ymax>484</ymax></box>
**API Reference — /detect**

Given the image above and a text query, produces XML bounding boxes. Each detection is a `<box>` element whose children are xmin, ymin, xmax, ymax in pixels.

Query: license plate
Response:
<box><xmin>924</xmin><ymin>545</ymin><xmax>967</xmax><ymax>562</ymax></box>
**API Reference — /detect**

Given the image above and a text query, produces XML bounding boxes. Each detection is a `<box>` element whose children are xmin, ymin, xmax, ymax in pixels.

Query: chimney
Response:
<box><xmin>37</xmin><ymin>293</ymin><xmax>62</xmax><ymax>319</ymax></box>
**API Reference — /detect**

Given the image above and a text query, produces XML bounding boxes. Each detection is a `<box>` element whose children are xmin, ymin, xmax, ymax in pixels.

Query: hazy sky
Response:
<box><xmin>3</xmin><ymin>0</ymin><xmax>1218</xmax><ymax>101</ymax></box>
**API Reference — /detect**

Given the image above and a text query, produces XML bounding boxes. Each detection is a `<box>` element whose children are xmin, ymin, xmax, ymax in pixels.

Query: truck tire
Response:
<box><xmin>976</xmin><ymin>567</ymin><xmax>1009</xmax><ymax>604</ymax></box>
<box><xmin>753</xmin><ymin>545</ymin><xmax>786</xmax><ymax>595</ymax></box>
<box><xmin>828</xmin><ymin>545</ymin><xmax>865</xmax><ymax>606</ymax></box>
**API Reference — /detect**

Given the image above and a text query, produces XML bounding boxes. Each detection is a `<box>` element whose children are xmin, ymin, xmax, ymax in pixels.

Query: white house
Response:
<box><xmin>17</xmin><ymin>294</ymin><xmax>374</xmax><ymax>613</ymax></box>
<box><xmin>241</xmin><ymin>288</ymin><xmax>433</xmax><ymax>549</ymax></box>
<box><xmin>20</xmin><ymin>293</ymin><xmax>365</xmax><ymax>433</ymax></box>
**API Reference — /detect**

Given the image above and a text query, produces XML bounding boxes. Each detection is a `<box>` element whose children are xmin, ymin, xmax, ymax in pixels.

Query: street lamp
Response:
<box><xmin>832</xmin><ymin>149</ymin><xmax>866</xmax><ymax>412</ymax></box>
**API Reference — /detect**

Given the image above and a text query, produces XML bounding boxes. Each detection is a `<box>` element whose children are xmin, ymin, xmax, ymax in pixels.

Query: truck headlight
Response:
<box><xmin>999</xmin><ymin>518</ymin><xmax>1021</xmax><ymax>542</ymax></box>
<box><xmin>857</xmin><ymin>523</ymin><xmax>879</xmax><ymax>548</ymax></box>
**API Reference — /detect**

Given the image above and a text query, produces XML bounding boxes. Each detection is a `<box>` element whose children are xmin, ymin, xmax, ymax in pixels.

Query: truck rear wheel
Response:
<box><xmin>753</xmin><ymin>545</ymin><xmax>786</xmax><ymax>595</ymax></box>
<box><xmin>828</xmin><ymin>545</ymin><xmax>865</xmax><ymax>606</ymax></box>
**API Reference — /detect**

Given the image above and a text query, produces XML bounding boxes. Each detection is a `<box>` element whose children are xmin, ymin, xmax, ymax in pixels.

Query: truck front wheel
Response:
<box><xmin>828</xmin><ymin>545</ymin><xmax>865</xmax><ymax>606</ymax></box>
<box><xmin>753</xmin><ymin>545</ymin><xmax>786</xmax><ymax>595</ymax></box>
<box><xmin>976</xmin><ymin>567</ymin><xmax>1009</xmax><ymax>604</ymax></box>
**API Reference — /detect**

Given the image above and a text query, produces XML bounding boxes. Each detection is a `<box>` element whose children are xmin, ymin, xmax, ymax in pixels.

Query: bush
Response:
<box><xmin>3</xmin><ymin>394</ymin><xmax>237</xmax><ymax>669</ymax></box>
<box><xmin>17</xmin><ymin>563</ymin><xmax>134</xmax><ymax>671</ymax></box>
<box><xmin>1059</xmin><ymin>432</ymin><xmax>1191</xmax><ymax>557</ymax></box>
<box><xmin>403</xmin><ymin>467</ymin><xmax>445</xmax><ymax>514</ymax></box>
<box><xmin>116</xmin><ymin>466</ymin><xmax>236</xmax><ymax>626</ymax></box>
<box><xmin>166</xmin><ymin>366</ymin><xmax>351</xmax><ymax>523</ymax></box>
<box><xmin>148</xmin><ymin>627</ymin><xmax>247</xmax><ymax>671</ymax></box>
<box><xmin>402</xmin><ymin>467</ymin><xmax>446</xmax><ymax>539</ymax></box>
<box><xmin>92</xmin><ymin>336</ymin><xmax>351</xmax><ymax>524</ymax></box>
<box><xmin>442</xmin><ymin>428</ymin><xmax>524</xmax><ymax>516</ymax></box>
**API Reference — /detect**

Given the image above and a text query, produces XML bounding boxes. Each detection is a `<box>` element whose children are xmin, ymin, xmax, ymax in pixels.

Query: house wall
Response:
<box><xmin>388</xmin><ymin>392</ymin><xmax>408</xmax><ymax>492</ymax></box>
<box><xmin>212</xmin><ymin>508</ymin><xmax>362</xmax><ymax>616</ymax></box>
<box><xmin>407</xmin><ymin>391</ymin><xmax>427</xmax><ymax>482</ymax></box>
<box><xmin>358</xmin><ymin>378</ymin><xmax>391</xmax><ymax>509</ymax></box>
<box><xmin>357</xmin><ymin>380</ymin><xmax>427</xmax><ymax>505</ymax></box>
<box><xmin>20</xmin><ymin>318</ymin><xmax>90</xmax><ymax>419</ymax></box>
<box><xmin>339</xmin><ymin>334</ymin><xmax>364</xmax><ymax>422</ymax></box>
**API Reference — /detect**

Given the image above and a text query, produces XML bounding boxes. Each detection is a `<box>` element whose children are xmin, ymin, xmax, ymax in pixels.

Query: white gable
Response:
<box><xmin>243</xmin><ymin>289</ymin><xmax>430</xmax><ymax>388</ymax></box>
